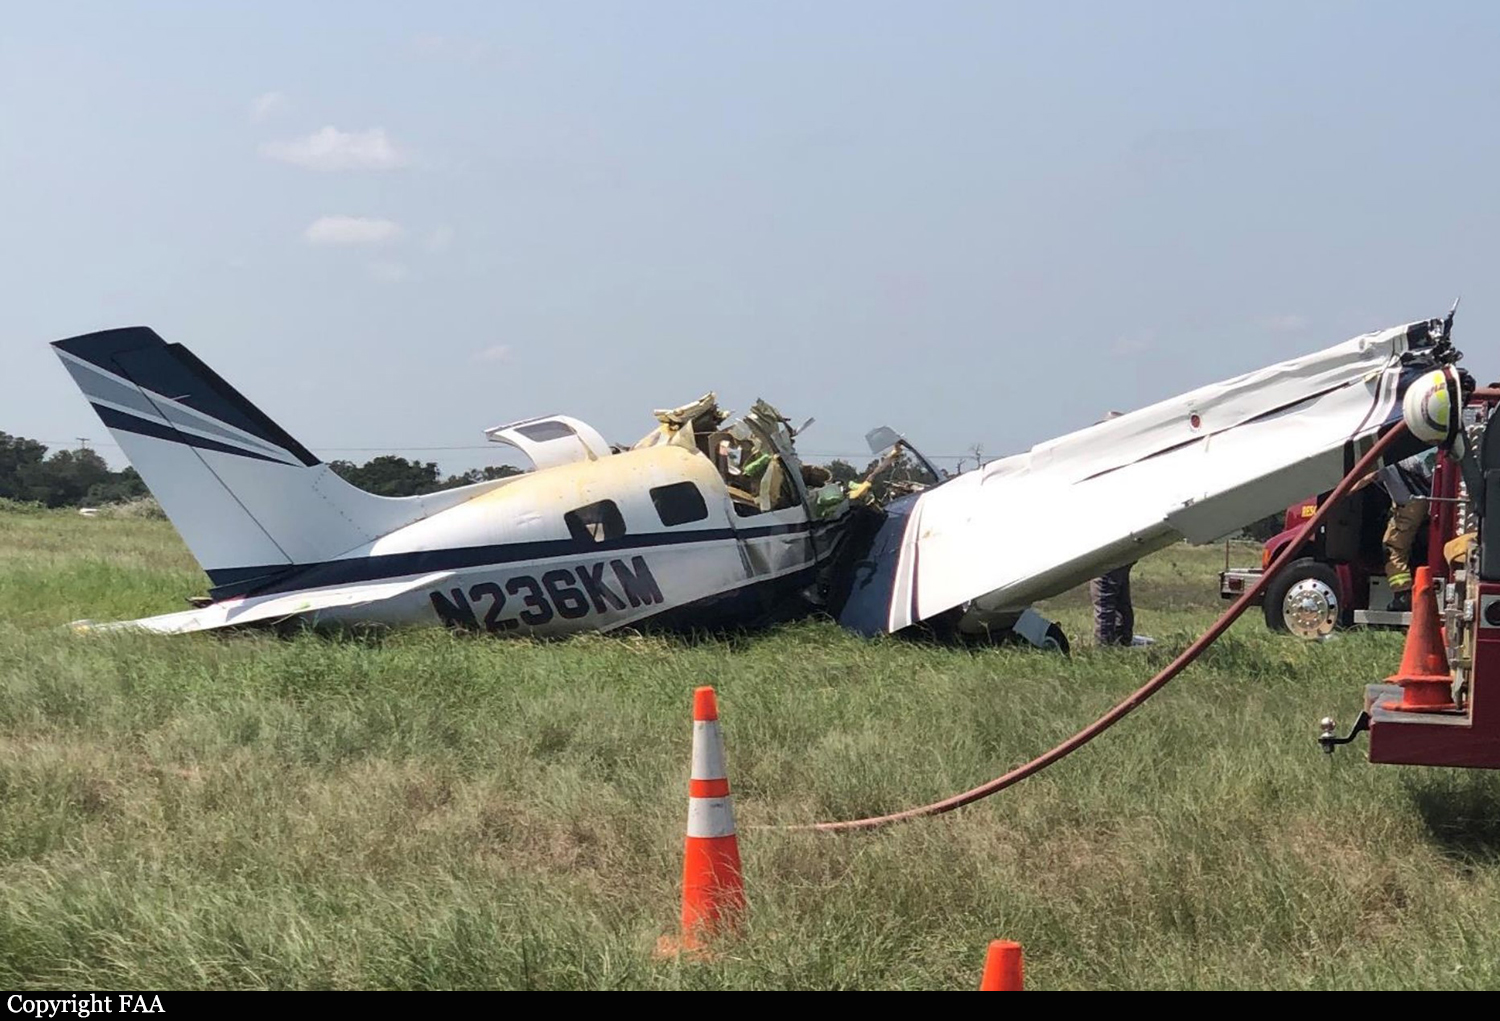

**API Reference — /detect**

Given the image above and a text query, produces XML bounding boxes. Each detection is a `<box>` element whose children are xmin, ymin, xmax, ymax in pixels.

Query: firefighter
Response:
<box><xmin>1380</xmin><ymin>450</ymin><xmax>1436</xmax><ymax>611</ymax></box>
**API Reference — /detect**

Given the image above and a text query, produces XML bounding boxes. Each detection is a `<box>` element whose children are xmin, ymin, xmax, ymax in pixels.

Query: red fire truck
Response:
<box><xmin>1221</xmin><ymin>447</ymin><xmax>1464</xmax><ymax>638</ymax></box>
<box><xmin>1318</xmin><ymin>383</ymin><xmax>1500</xmax><ymax>770</ymax></box>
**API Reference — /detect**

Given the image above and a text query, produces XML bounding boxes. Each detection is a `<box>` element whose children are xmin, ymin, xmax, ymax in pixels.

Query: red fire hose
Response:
<box><xmin>792</xmin><ymin>422</ymin><xmax>1409</xmax><ymax>833</ymax></box>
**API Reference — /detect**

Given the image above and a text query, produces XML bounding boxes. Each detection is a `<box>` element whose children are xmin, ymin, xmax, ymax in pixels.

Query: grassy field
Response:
<box><xmin>1</xmin><ymin>503</ymin><xmax>1499</xmax><ymax>990</ymax></box>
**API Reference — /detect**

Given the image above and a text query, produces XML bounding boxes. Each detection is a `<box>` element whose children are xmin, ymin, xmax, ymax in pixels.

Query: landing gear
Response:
<box><xmin>940</xmin><ymin>605</ymin><xmax>1071</xmax><ymax>653</ymax></box>
<box><xmin>1041</xmin><ymin>621</ymin><xmax>1071</xmax><ymax>655</ymax></box>
<box><xmin>1000</xmin><ymin>608</ymin><xmax>1071</xmax><ymax>654</ymax></box>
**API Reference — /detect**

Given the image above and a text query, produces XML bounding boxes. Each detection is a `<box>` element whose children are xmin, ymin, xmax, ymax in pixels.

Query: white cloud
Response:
<box><xmin>249</xmin><ymin>91</ymin><xmax>288</xmax><ymax>123</ymax></box>
<box><xmin>1264</xmin><ymin>314</ymin><xmax>1310</xmax><ymax>333</ymax></box>
<box><xmin>472</xmin><ymin>344</ymin><xmax>512</xmax><ymax>364</ymax></box>
<box><xmin>411</xmin><ymin>33</ymin><xmax>491</xmax><ymax>62</ymax></box>
<box><xmin>302</xmin><ymin>216</ymin><xmax>402</xmax><ymax>246</ymax></box>
<box><xmin>425</xmin><ymin>225</ymin><xmax>455</xmax><ymax>253</ymax></box>
<box><xmin>261</xmin><ymin>127</ymin><xmax>409</xmax><ymax>171</ymax></box>
<box><xmin>368</xmin><ymin>260</ymin><xmax>411</xmax><ymax>283</ymax></box>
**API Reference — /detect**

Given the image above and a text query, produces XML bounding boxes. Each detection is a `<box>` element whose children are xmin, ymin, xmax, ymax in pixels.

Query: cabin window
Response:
<box><xmin>516</xmin><ymin>420</ymin><xmax>577</xmax><ymax>443</ymax></box>
<box><xmin>650</xmin><ymin>481</ymin><xmax>709</xmax><ymax>527</ymax></box>
<box><xmin>565</xmin><ymin>499</ymin><xmax>626</xmax><ymax>543</ymax></box>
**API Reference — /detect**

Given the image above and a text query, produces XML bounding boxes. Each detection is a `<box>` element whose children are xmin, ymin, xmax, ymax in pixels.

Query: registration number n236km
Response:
<box><xmin>429</xmin><ymin>556</ymin><xmax>662</xmax><ymax>632</ymax></box>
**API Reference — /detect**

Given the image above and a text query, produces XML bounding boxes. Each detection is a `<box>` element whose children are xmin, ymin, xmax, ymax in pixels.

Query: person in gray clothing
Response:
<box><xmin>1088</xmin><ymin>411</ymin><xmax>1153</xmax><ymax>647</ymax></box>
<box><xmin>1090</xmin><ymin>565</ymin><xmax>1136</xmax><ymax>646</ymax></box>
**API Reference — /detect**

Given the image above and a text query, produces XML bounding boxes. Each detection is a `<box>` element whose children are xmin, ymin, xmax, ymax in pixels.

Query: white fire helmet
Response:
<box><xmin>1401</xmin><ymin>366</ymin><xmax>1462</xmax><ymax>444</ymax></box>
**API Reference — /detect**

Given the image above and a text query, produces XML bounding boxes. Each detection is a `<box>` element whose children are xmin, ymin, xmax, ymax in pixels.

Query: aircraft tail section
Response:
<box><xmin>52</xmin><ymin>327</ymin><xmax>491</xmax><ymax>595</ymax></box>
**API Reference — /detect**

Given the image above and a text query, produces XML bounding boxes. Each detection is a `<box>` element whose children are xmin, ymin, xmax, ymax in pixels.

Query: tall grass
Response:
<box><xmin>0</xmin><ymin>508</ymin><xmax>1497</xmax><ymax>988</ymax></box>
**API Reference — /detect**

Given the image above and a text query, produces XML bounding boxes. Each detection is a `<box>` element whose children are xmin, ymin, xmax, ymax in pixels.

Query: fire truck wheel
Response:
<box><xmin>1263</xmin><ymin>558</ymin><xmax>1342</xmax><ymax>638</ymax></box>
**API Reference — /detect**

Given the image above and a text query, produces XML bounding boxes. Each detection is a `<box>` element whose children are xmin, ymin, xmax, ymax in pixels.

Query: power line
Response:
<box><xmin>36</xmin><ymin>438</ymin><xmax>119</xmax><ymax>448</ymax></box>
<box><xmin>798</xmin><ymin>447</ymin><xmax>992</xmax><ymax>461</ymax></box>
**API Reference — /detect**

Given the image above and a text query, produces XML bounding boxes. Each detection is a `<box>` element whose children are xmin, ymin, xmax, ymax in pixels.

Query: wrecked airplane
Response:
<box><xmin>51</xmin><ymin>313</ymin><xmax>1456</xmax><ymax>647</ymax></box>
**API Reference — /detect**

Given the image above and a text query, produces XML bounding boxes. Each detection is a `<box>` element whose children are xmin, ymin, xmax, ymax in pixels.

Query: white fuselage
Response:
<box><xmin>349</xmin><ymin>445</ymin><xmax>835</xmax><ymax>633</ymax></box>
<box><xmin>125</xmin><ymin>443</ymin><xmax>850</xmax><ymax>637</ymax></box>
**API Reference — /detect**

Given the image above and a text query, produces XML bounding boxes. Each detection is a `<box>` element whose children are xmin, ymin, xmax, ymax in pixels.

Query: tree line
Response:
<box><xmin>1</xmin><ymin>431</ymin><xmax>896</xmax><ymax>509</ymax></box>
<box><xmin>0</xmin><ymin>432</ymin><xmax>525</xmax><ymax>507</ymax></box>
<box><xmin>0</xmin><ymin>433</ymin><xmax>148</xmax><ymax>507</ymax></box>
<box><xmin>326</xmin><ymin>456</ymin><xmax>522</xmax><ymax>496</ymax></box>
<box><xmin>0</xmin><ymin>436</ymin><xmax>973</xmax><ymax>510</ymax></box>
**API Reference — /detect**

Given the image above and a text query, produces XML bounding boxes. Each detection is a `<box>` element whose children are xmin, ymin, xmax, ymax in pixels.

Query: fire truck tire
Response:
<box><xmin>1263</xmin><ymin>558</ymin><xmax>1343</xmax><ymax>638</ymax></box>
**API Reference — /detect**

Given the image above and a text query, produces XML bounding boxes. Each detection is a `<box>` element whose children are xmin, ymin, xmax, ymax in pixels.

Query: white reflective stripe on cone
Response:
<box><xmin>691</xmin><ymin>720</ymin><xmax>727</xmax><ymax>780</ymax></box>
<box><xmin>686</xmin><ymin>796</ymin><xmax>737</xmax><ymax>838</ymax></box>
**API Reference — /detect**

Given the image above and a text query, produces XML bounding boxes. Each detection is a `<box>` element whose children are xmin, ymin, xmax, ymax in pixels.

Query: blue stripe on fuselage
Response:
<box><xmin>207</xmin><ymin>519</ymin><xmax>828</xmax><ymax>600</ymax></box>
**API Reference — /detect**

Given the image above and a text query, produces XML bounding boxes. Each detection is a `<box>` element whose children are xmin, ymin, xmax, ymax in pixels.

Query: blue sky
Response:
<box><xmin>3</xmin><ymin>2</ymin><xmax>1496</xmax><ymax>473</ymax></box>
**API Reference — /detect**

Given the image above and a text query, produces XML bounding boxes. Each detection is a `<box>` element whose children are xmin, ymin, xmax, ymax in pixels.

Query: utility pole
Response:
<box><xmin>76</xmin><ymin>437</ymin><xmax>90</xmax><ymax>451</ymax></box>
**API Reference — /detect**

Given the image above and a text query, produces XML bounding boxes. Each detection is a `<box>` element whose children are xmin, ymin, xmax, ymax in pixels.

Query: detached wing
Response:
<box><xmin>70</xmin><ymin>572</ymin><xmax>455</xmax><ymax>635</ymax></box>
<box><xmin>840</xmin><ymin>320</ymin><xmax>1441</xmax><ymax>635</ymax></box>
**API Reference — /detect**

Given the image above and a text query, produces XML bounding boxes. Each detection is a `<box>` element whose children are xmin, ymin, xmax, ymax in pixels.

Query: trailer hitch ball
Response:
<box><xmin>1317</xmin><ymin>711</ymin><xmax>1370</xmax><ymax>755</ymax></box>
<box><xmin>1318</xmin><ymin>717</ymin><xmax>1338</xmax><ymax>754</ymax></box>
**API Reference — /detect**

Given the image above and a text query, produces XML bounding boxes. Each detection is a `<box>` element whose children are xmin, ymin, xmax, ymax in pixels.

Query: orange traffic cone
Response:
<box><xmin>678</xmin><ymin>685</ymin><xmax>744</xmax><ymax>950</ymax></box>
<box><xmin>979</xmin><ymin>940</ymin><xmax>1024</xmax><ymax>990</ymax></box>
<box><xmin>1382</xmin><ymin>566</ymin><xmax>1457</xmax><ymax>712</ymax></box>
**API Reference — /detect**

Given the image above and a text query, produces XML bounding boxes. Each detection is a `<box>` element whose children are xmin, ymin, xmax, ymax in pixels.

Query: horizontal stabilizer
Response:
<box><xmin>69</xmin><ymin>572</ymin><xmax>454</xmax><ymax>635</ymax></box>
